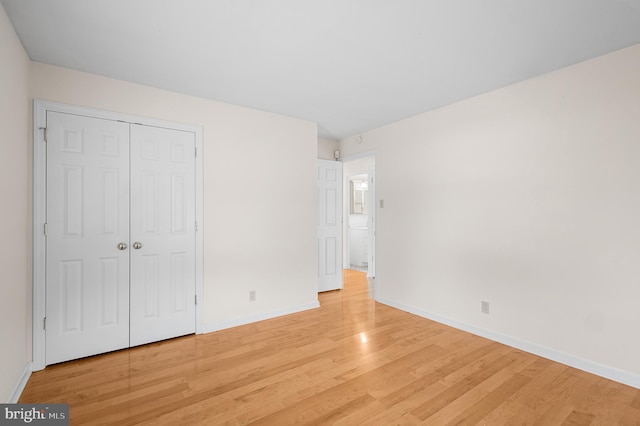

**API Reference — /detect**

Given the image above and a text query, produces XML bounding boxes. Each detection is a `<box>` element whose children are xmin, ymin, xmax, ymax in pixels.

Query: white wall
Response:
<box><xmin>343</xmin><ymin>156</ymin><xmax>374</xmax><ymax>176</ymax></box>
<box><xmin>0</xmin><ymin>3</ymin><xmax>31</xmax><ymax>402</ymax></box>
<box><xmin>339</xmin><ymin>44</ymin><xmax>640</xmax><ymax>385</ymax></box>
<box><xmin>318</xmin><ymin>137</ymin><xmax>338</xmax><ymax>160</ymax></box>
<box><xmin>29</xmin><ymin>62</ymin><xmax>319</xmax><ymax>331</ymax></box>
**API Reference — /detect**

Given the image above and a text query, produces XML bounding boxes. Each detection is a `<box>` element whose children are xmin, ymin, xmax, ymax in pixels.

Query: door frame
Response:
<box><xmin>32</xmin><ymin>100</ymin><xmax>205</xmax><ymax>371</ymax></box>
<box><xmin>366</xmin><ymin>164</ymin><xmax>376</xmax><ymax>278</ymax></box>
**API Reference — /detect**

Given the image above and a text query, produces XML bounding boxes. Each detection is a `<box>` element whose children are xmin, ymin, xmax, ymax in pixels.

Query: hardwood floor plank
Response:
<box><xmin>619</xmin><ymin>406</ymin><xmax>640</xmax><ymax>426</ymax></box>
<box><xmin>331</xmin><ymin>399</ymin><xmax>388</xmax><ymax>426</ymax></box>
<box><xmin>632</xmin><ymin>393</ymin><xmax>640</xmax><ymax>410</ymax></box>
<box><xmin>445</xmin><ymin>373</ymin><xmax>533</xmax><ymax>425</ymax></box>
<box><xmin>19</xmin><ymin>270</ymin><xmax>640</xmax><ymax>425</ymax></box>
<box><xmin>410</xmin><ymin>351</ymin><xmax>520</xmax><ymax>421</ymax></box>
<box><xmin>561</xmin><ymin>410</ymin><xmax>595</xmax><ymax>426</ymax></box>
<box><xmin>534</xmin><ymin>404</ymin><xmax>578</xmax><ymax>426</ymax></box>
<box><xmin>423</xmin><ymin>354</ymin><xmax>537</xmax><ymax>425</ymax></box>
<box><xmin>573</xmin><ymin>377</ymin><xmax>637</xmax><ymax>425</ymax></box>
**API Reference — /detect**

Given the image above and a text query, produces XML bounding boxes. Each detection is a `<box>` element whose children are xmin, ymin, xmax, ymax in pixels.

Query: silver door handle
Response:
<box><xmin>133</xmin><ymin>242</ymin><xmax>143</xmax><ymax>250</ymax></box>
<box><xmin>117</xmin><ymin>242</ymin><xmax>128</xmax><ymax>250</ymax></box>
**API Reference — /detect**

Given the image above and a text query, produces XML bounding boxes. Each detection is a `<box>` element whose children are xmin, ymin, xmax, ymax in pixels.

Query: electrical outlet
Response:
<box><xmin>249</xmin><ymin>290</ymin><xmax>256</xmax><ymax>302</ymax></box>
<box><xmin>481</xmin><ymin>300</ymin><xmax>490</xmax><ymax>314</ymax></box>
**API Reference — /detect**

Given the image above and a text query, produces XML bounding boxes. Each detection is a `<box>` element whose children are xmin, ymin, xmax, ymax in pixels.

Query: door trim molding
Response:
<box><xmin>32</xmin><ymin>100</ymin><xmax>205</xmax><ymax>370</ymax></box>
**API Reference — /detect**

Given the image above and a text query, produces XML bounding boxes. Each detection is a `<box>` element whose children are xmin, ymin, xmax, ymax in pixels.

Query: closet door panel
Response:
<box><xmin>46</xmin><ymin>112</ymin><xmax>130</xmax><ymax>364</ymax></box>
<box><xmin>129</xmin><ymin>125</ymin><xmax>196</xmax><ymax>346</ymax></box>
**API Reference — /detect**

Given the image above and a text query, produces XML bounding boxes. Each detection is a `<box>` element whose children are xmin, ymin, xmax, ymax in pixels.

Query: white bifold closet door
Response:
<box><xmin>46</xmin><ymin>112</ymin><xmax>130</xmax><ymax>364</ymax></box>
<box><xmin>129</xmin><ymin>124</ymin><xmax>196</xmax><ymax>347</ymax></box>
<box><xmin>45</xmin><ymin>111</ymin><xmax>196</xmax><ymax>365</ymax></box>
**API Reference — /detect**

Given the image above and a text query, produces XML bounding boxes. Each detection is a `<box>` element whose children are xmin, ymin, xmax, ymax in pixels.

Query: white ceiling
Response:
<box><xmin>3</xmin><ymin>0</ymin><xmax>640</xmax><ymax>140</ymax></box>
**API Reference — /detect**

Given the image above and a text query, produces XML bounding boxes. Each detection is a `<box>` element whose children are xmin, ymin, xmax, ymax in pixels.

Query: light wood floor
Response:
<box><xmin>21</xmin><ymin>270</ymin><xmax>640</xmax><ymax>425</ymax></box>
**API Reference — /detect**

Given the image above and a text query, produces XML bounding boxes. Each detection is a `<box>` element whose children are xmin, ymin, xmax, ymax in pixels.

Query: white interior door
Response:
<box><xmin>46</xmin><ymin>112</ymin><xmax>131</xmax><ymax>364</ymax></box>
<box><xmin>318</xmin><ymin>159</ymin><xmax>343</xmax><ymax>292</ymax></box>
<box><xmin>129</xmin><ymin>125</ymin><xmax>196</xmax><ymax>346</ymax></box>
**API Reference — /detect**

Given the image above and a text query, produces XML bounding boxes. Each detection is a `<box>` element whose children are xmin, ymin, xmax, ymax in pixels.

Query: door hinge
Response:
<box><xmin>195</xmin><ymin>147</ymin><xmax>197</xmax><ymax>157</ymax></box>
<box><xmin>195</xmin><ymin>295</ymin><xmax>198</xmax><ymax>305</ymax></box>
<box><xmin>195</xmin><ymin>221</ymin><xmax>198</xmax><ymax>232</ymax></box>
<box><xmin>39</xmin><ymin>127</ymin><xmax>47</xmax><ymax>142</ymax></box>
<box><xmin>43</xmin><ymin>317</ymin><xmax>47</xmax><ymax>330</ymax></box>
<box><xmin>43</xmin><ymin>223</ymin><xmax>48</xmax><ymax>236</ymax></box>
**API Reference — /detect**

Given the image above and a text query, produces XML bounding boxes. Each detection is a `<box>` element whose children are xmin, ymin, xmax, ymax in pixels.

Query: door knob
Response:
<box><xmin>133</xmin><ymin>242</ymin><xmax>143</xmax><ymax>250</ymax></box>
<box><xmin>117</xmin><ymin>242</ymin><xmax>128</xmax><ymax>250</ymax></box>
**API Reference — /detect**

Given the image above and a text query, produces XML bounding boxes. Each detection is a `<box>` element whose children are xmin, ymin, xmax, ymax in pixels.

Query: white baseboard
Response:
<box><xmin>376</xmin><ymin>296</ymin><xmax>640</xmax><ymax>390</ymax></box>
<box><xmin>8</xmin><ymin>362</ymin><xmax>32</xmax><ymax>403</ymax></box>
<box><xmin>199</xmin><ymin>301</ymin><xmax>320</xmax><ymax>334</ymax></box>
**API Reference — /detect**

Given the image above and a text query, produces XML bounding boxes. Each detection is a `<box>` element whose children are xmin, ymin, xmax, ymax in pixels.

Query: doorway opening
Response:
<box><xmin>342</xmin><ymin>155</ymin><xmax>376</xmax><ymax>280</ymax></box>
